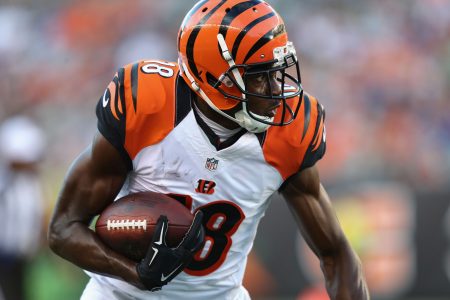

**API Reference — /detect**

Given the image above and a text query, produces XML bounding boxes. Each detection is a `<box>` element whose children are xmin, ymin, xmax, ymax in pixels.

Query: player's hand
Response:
<box><xmin>136</xmin><ymin>211</ymin><xmax>204</xmax><ymax>291</ymax></box>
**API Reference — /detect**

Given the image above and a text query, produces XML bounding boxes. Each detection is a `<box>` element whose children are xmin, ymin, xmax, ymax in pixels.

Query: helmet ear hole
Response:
<box><xmin>207</xmin><ymin>72</ymin><xmax>234</xmax><ymax>89</ymax></box>
<box><xmin>222</xmin><ymin>77</ymin><xmax>234</xmax><ymax>88</ymax></box>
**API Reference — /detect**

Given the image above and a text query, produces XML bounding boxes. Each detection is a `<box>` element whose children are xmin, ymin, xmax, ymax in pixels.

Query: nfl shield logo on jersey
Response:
<box><xmin>205</xmin><ymin>157</ymin><xmax>219</xmax><ymax>171</ymax></box>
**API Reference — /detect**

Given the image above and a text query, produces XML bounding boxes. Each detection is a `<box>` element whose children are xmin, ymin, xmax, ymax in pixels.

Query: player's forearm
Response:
<box><xmin>48</xmin><ymin>140</ymin><xmax>135</xmax><ymax>283</ymax></box>
<box><xmin>320</xmin><ymin>242</ymin><xmax>370</xmax><ymax>300</ymax></box>
<box><xmin>48</xmin><ymin>217</ymin><xmax>141</xmax><ymax>287</ymax></box>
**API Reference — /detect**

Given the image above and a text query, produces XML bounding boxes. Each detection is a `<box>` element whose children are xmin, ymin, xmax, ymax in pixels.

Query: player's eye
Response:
<box><xmin>246</xmin><ymin>73</ymin><xmax>265</xmax><ymax>82</ymax></box>
<box><xmin>269</xmin><ymin>71</ymin><xmax>278</xmax><ymax>80</ymax></box>
<box><xmin>247</xmin><ymin>72</ymin><xmax>275</xmax><ymax>83</ymax></box>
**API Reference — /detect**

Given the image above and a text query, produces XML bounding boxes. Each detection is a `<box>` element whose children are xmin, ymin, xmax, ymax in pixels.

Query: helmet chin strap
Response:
<box><xmin>181</xmin><ymin>60</ymin><xmax>271</xmax><ymax>133</ymax></box>
<box><xmin>235</xmin><ymin>103</ymin><xmax>273</xmax><ymax>133</ymax></box>
<box><xmin>180</xmin><ymin>61</ymin><xmax>239</xmax><ymax>122</ymax></box>
<box><xmin>217</xmin><ymin>34</ymin><xmax>272</xmax><ymax>133</ymax></box>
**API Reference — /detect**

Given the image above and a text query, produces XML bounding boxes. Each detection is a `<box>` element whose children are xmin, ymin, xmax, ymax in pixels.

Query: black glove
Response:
<box><xmin>136</xmin><ymin>211</ymin><xmax>204</xmax><ymax>291</ymax></box>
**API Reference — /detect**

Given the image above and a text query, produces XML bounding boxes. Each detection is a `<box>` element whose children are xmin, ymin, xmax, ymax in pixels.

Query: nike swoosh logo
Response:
<box><xmin>161</xmin><ymin>264</ymin><xmax>183</xmax><ymax>282</ymax></box>
<box><xmin>102</xmin><ymin>89</ymin><xmax>110</xmax><ymax>107</ymax></box>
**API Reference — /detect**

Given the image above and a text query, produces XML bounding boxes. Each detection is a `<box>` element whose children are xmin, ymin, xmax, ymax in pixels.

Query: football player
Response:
<box><xmin>48</xmin><ymin>0</ymin><xmax>370</xmax><ymax>299</ymax></box>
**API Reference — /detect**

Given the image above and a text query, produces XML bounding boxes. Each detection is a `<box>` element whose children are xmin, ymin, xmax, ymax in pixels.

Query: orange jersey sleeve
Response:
<box><xmin>261</xmin><ymin>93</ymin><xmax>326</xmax><ymax>180</ymax></box>
<box><xmin>96</xmin><ymin>60</ymin><xmax>187</xmax><ymax>167</ymax></box>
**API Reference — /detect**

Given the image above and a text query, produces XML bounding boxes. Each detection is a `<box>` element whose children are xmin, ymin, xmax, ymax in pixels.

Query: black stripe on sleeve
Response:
<box><xmin>299</xmin><ymin>102</ymin><xmax>326</xmax><ymax>171</ymax></box>
<box><xmin>310</xmin><ymin>102</ymin><xmax>324</xmax><ymax>147</ymax></box>
<box><xmin>301</xmin><ymin>94</ymin><xmax>311</xmax><ymax>141</ymax></box>
<box><xmin>96</xmin><ymin>71</ymin><xmax>132</xmax><ymax>170</ymax></box>
<box><xmin>118</xmin><ymin>68</ymin><xmax>126</xmax><ymax>111</ymax></box>
<box><xmin>131</xmin><ymin>62</ymin><xmax>139</xmax><ymax>112</ymax></box>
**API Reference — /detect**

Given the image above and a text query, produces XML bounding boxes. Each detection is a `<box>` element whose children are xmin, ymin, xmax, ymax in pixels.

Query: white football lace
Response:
<box><xmin>106</xmin><ymin>219</ymin><xmax>147</xmax><ymax>231</ymax></box>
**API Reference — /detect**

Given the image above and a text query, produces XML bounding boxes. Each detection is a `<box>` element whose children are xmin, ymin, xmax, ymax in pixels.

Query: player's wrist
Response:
<box><xmin>136</xmin><ymin>261</ymin><xmax>165</xmax><ymax>291</ymax></box>
<box><xmin>114</xmin><ymin>259</ymin><xmax>147</xmax><ymax>290</ymax></box>
<box><xmin>131</xmin><ymin>264</ymin><xmax>145</xmax><ymax>290</ymax></box>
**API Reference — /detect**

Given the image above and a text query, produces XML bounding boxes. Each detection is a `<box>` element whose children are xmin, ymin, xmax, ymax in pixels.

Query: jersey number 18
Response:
<box><xmin>169</xmin><ymin>194</ymin><xmax>245</xmax><ymax>276</ymax></box>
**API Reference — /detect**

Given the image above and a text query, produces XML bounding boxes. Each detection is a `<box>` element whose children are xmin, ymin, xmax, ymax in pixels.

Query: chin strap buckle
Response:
<box><xmin>191</xmin><ymin>81</ymin><xmax>200</xmax><ymax>92</ymax></box>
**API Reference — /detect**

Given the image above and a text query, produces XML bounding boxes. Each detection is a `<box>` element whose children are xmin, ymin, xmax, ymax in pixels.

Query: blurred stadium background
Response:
<box><xmin>0</xmin><ymin>0</ymin><xmax>449</xmax><ymax>299</ymax></box>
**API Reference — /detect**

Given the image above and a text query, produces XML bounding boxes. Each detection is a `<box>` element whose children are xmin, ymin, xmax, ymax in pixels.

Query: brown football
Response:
<box><xmin>95</xmin><ymin>191</ymin><xmax>193</xmax><ymax>262</ymax></box>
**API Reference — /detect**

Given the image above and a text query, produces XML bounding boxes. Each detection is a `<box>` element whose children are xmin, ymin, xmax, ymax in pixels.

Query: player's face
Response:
<box><xmin>245</xmin><ymin>71</ymin><xmax>282</xmax><ymax>118</ymax></box>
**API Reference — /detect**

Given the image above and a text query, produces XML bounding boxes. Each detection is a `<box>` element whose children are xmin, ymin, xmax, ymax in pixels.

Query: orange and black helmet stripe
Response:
<box><xmin>231</xmin><ymin>11</ymin><xmax>275</xmax><ymax>60</ymax></box>
<box><xmin>178</xmin><ymin>0</ymin><xmax>209</xmax><ymax>52</ymax></box>
<box><xmin>184</xmin><ymin>0</ymin><xmax>285</xmax><ymax>81</ymax></box>
<box><xmin>243</xmin><ymin>23</ymin><xmax>285</xmax><ymax>63</ymax></box>
<box><xmin>217</xmin><ymin>0</ymin><xmax>266</xmax><ymax>39</ymax></box>
<box><xmin>186</xmin><ymin>0</ymin><xmax>228</xmax><ymax>81</ymax></box>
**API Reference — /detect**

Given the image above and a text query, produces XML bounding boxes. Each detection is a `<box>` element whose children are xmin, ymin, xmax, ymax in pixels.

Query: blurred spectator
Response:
<box><xmin>0</xmin><ymin>115</ymin><xmax>46</xmax><ymax>300</ymax></box>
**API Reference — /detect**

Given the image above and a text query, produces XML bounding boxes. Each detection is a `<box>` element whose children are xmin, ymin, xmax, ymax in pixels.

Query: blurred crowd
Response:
<box><xmin>0</xmin><ymin>0</ymin><xmax>449</xmax><ymax>299</ymax></box>
<box><xmin>1</xmin><ymin>0</ymin><xmax>449</xmax><ymax>189</ymax></box>
<box><xmin>292</xmin><ymin>0</ymin><xmax>450</xmax><ymax>190</ymax></box>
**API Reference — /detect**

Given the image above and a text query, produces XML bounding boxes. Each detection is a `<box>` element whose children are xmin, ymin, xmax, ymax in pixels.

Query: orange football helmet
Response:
<box><xmin>178</xmin><ymin>0</ymin><xmax>303</xmax><ymax>132</ymax></box>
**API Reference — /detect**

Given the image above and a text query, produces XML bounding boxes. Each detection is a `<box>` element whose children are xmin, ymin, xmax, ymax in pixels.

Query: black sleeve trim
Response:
<box><xmin>301</xmin><ymin>94</ymin><xmax>311</xmax><ymax>141</ymax></box>
<box><xmin>97</xmin><ymin>120</ymin><xmax>132</xmax><ymax>171</ymax></box>
<box><xmin>131</xmin><ymin>63</ymin><xmax>139</xmax><ymax>112</ymax></box>
<box><xmin>95</xmin><ymin>69</ymin><xmax>132</xmax><ymax>171</ymax></box>
<box><xmin>256</xmin><ymin>131</ymin><xmax>267</xmax><ymax>146</ymax></box>
<box><xmin>299</xmin><ymin>102</ymin><xmax>326</xmax><ymax>171</ymax></box>
<box><xmin>118</xmin><ymin>68</ymin><xmax>127</xmax><ymax>111</ymax></box>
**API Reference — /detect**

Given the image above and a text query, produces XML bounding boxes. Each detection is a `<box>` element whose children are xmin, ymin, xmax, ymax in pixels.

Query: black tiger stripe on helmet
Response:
<box><xmin>178</xmin><ymin>0</ymin><xmax>209</xmax><ymax>52</ymax></box>
<box><xmin>186</xmin><ymin>0</ymin><xmax>228</xmax><ymax>82</ymax></box>
<box><xmin>231</xmin><ymin>11</ymin><xmax>275</xmax><ymax>60</ymax></box>
<box><xmin>218</xmin><ymin>0</ymin><xmax>266</xmax><ymax>39</ymax></box>
<box><xmin>243</xmin><ymin>23</ymin><xmax>286</xmax><ymax>63</ymax></box>
<box><xmin>184</xmin><ymin>0</ymin><xmax>277</xmax><ymax>81</ymax></box>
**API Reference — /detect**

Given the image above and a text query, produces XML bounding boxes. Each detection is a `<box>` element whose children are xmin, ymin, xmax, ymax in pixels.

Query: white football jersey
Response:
<box><xmin>86</xmin><ymin>60</ymin><xmax>326</xmax><ymax>299</ymax></box>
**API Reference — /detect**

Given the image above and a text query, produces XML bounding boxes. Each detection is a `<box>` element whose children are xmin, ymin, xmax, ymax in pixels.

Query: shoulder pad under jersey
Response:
<box><xmin>261</xmin><ymin>92</ymin><xmax>326</xmax><ymax>180</ymax></box>
<box><xmin>96</xmin><ymin>60</ymin><xmax>183</xmax><ymax>166</ymax></box>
